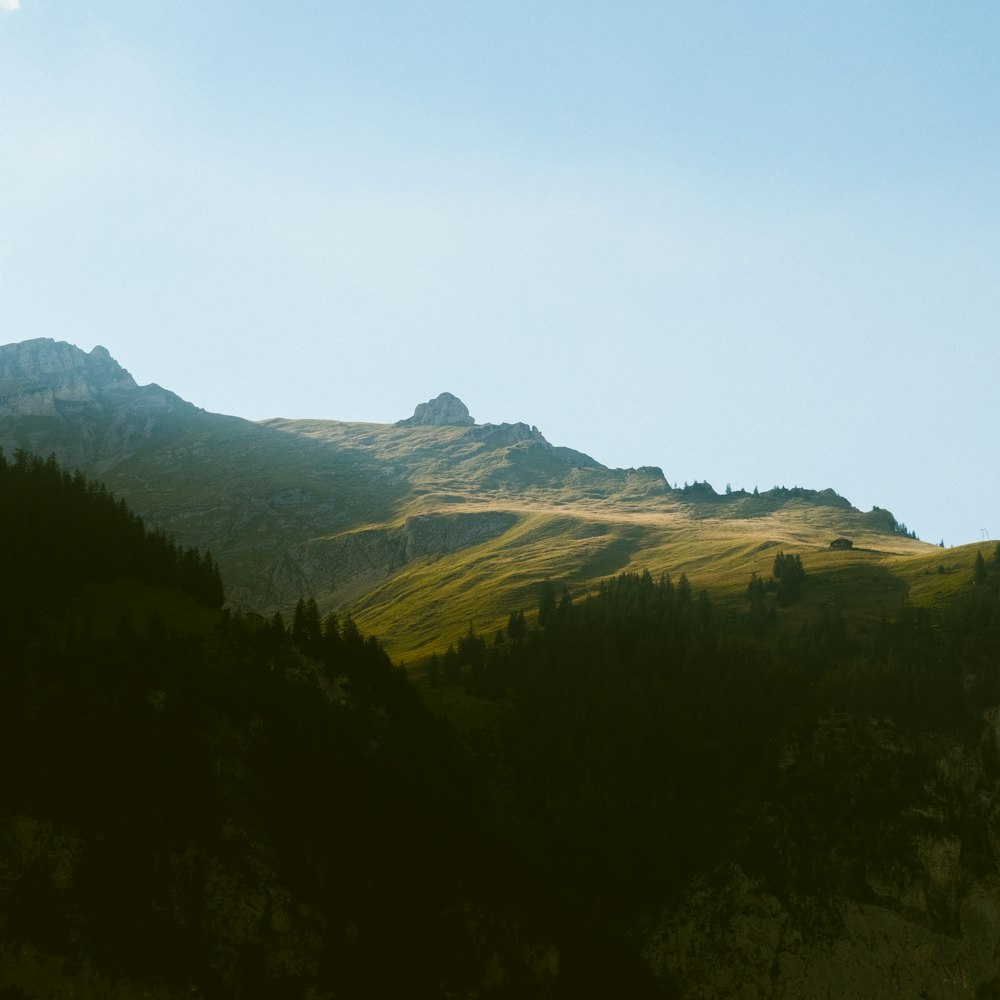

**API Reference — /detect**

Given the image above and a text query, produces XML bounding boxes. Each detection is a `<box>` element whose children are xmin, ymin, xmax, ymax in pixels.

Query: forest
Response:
<box><xmin>2</xmin><ymin>450</ymin><xmax>1000</xmax><ymax>997</ymax></box>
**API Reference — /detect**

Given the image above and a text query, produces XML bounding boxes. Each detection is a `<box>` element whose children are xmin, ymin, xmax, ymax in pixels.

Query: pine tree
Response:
<box><xmin>442</xmin><ymin>644</ymin><xmax>461</xmax><ymax>683</ymax></box>
<box><xmin>773</xmin><ymin>552</ymin><xmax>805</xmax><ymax>605</ymax></box>
<box><xmin>427</xmin><ymin>653</ymin><xmax>442</xmax><ymax>686</ymax></box>
<box><xmin>507</xmin><ymin>609</ymin><xmax>527</xmax><ymax>643</ymax></box>
<box><xmin>292</xmin><ymin>597</ymin><xmax>323</xmax><ymax>651</ymax></box>
<box><xmin>538</xmin><ymin>581</ymin><xmax>558</xmax><ymax>628</ymax></box>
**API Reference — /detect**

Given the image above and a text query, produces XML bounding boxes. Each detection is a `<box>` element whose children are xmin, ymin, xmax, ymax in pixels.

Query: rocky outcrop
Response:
<box><xmin>464</xmin><ymin>421</ymin><xmax>546</xmax><ymax>447</ymax></box>
<box><xmin>396</xmin><ymin>392</ymin><xmax>474</xmax><ymax>427</ymax></box>
<box><xmin>0</xmin><ymin>338</ymin><xmax>197</xmax><ymax>469</ymax></box>
<box><xmin>0</xmin><ymin>339</ymin><xmax>139</xmax><ymax>415</ymax></box>
<box><xmin>249</xmin><ymin>511</ymin><xmax>520</xmax><ymax>610</ymax></box>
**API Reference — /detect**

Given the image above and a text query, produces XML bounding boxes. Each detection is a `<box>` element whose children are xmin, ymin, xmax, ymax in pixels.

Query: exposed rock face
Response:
<box><xmin>0</xmin><ymin>338</ymin><xmax>197</xmax><ymax>469</ymax></box>
<box><xmin>0</xmin><ymin>338</ymin><xmax>193</xmax><ymax>418</ymax></box>
<box><xmin>0</xmin><ymin>339</ymin><xmax>138</xmax><ymax>416</ymax></box>
<box><xmin>465</xmin><ymin>421</ymin><xmax>544</xmax><ymax>446</ymax></box>
<box><xmin>396</xmin><ymin>392</ymin><xmax>474</xmax><ymax>427</ymax></box>
<box><xmin>246</xmin><ymin>511</ymin><xmax>520</xmax><ymax>611</ymax></box>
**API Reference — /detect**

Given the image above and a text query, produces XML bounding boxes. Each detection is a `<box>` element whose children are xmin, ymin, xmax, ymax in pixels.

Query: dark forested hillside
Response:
<box><xmin>0</xmin><ymin>613</ymin><xmax>504</xmax><ymax>997</ymax></box>
<box><xmin>0</xmin><ymin>454</ymin><xmax>645</xmax><ymax>998</ymax></box>
<box><xmin>5</xmin><ymin>451</ymin><xmax>1000</xmax><ymax>997</ymax></box>
<box><xmin>0</xmin><ymin>448</ymin><xmax>224</xmax><ymax>648</ymax></box>
<box><xmin>431</xmin><ymin>559</ymin><xmax>1000</xmax><ymax>996</ymax></box>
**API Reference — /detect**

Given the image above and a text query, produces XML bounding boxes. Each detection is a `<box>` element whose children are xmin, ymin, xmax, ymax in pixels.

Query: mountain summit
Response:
<box><xmin>0</xmin><ymin>338</ymin><xmax>198</xmax><ymax>469</ymax></box>
<box><xmin>0</xmin><ymin>338</ymin><xmax>193</xmax><ymax>420</ymax></box>
<box><xmin>0</xmin><ymin>338</ymin><xmax>139</xmax><ymax>416</ymax></box>
<box><xmin>396</xmin><ymin>392</ymin><xmax>475</xmax><ymax>427</ymax></box>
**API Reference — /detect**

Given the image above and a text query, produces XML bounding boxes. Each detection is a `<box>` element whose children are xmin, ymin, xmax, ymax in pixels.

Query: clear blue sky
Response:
<box><xmin>2</xmin><ymin>2</ymin><xmax>998</xmax><ymax>545</ymax></box>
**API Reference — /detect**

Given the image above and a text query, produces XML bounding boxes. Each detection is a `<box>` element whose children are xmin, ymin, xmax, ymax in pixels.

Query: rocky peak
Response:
<box><xmin>0</xmin><ymin>338</ymin><xmax>138</xmax><ymax>416</ymax></box>
<box><xmin>0</xmin><ymin>338</ymin><xmax>198</xmax><ymax>472</ymax></box>
<box><xmin>396</xmin><ymin>392</ymin><xmax>475</xmax><ymax>428</ymax></box>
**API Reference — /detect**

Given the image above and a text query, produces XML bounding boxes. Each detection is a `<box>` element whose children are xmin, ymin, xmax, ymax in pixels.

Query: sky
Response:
<box><xmin>1</xmin><ymin>2</ymin><xmax>998</xmax><ymax>546</ymax></box>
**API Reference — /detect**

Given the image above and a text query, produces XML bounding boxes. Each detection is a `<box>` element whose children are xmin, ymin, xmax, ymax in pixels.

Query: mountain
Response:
<box><xmin>0</xmin><ymin>338</ymin><xmax>947</xmax><ymax>660</ymax></box>
<box><xmin>0</xmin><ymin>338</ymin><xmax>198</xmax><ymax>470</ymax></box>
<box><xmin>6</xmin><ymin>340</ymin><xmax>1000</xmax><ymax>999</ymax></box>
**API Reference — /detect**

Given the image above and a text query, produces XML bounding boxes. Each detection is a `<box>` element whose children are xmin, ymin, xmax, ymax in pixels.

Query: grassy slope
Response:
<box><xmin>354</xmin><ymin>502</ymin><xmax>968</xmax><ymax>662</ymax></box>
<box><xmin>259</xmin><ymin>418</ymin><xmax>964</xmax><ymax>663</ymax></box>
<box><xmin>5</xmin><ymin>405</ymin><xmax>974</xmax><ymax>665</ymax></box>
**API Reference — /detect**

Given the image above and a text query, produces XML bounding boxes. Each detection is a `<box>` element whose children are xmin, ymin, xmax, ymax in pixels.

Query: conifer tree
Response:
<box><xmin>506</xmin><ymin>609</ymin><xmax>527</xmax><ymax>642</ymax></box>
<box><xmin>538</xmin><ymin>580</ymin><xmax>558</xmax><ymax>628</ymax></box>
<box><xmin>773</xmin><ymin>552</ymin><xmax>806</xmax><ymax>605</ymax></box>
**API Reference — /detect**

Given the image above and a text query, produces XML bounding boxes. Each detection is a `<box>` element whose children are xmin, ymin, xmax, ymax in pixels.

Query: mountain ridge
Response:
<box><xmin>0</xmin><ymin>338</ymin><xmax>939</xmax><ymax>659</ymax></box>
<box><xmin>0</xmin><ymin>338</ymin><xmax>900</xmax><ymax>515</ymax></box>
<box><xmin>0</xmin><ymin>337</ymin><xmax>194</xmax><ymax>419</ymax></box>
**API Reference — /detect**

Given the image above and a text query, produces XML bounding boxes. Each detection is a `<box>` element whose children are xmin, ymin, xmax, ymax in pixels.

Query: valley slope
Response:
<box><xmin>0</xmin><ymin>338</ymin><xmax>963</xmax><ymax>660</ymax></box>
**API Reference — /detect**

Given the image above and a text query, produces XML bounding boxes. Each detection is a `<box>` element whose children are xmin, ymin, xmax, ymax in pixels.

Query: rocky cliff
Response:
<box><xmin>0</xmin><ymin>338</ymin><xmax>198</xmax><ymax>471</ymax></box>
<box><xmin>0</xmin><ymin>338</ymin><xmax>189</xmax><ymax>417</ymax></box>
<box><xmin>396</xmin><ymin>391</ymin><xmax>475</xmax><ymax>427</ymax></box>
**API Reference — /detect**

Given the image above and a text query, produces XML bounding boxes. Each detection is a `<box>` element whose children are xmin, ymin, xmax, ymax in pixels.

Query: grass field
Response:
<box><xmin>339</xmin><ymin>491</ymin><xmax>962</xmax><ymax>663</ymax></box>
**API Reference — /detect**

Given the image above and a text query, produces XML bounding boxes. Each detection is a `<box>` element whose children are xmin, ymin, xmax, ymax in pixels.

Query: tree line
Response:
<box><xmin>0</xmin><ymin>449</ymin><xmax>223</xmax><ymax>649</ymax></box>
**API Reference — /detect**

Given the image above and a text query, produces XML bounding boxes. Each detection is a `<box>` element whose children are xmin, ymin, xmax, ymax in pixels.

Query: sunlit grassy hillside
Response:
<box><xmin>345</xmin><ymin>498</ymin><xmax>967</xmax><ymax>662</ymax></box>
<box><xmin>254</xmin><ymin>417</ymin><xmax>960</xmax><ymax>663</ymax></box>
<box><xmin>3</xmin><ymin>383</ymin><xmax>965</xmax><ymax>665</ymax></box>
